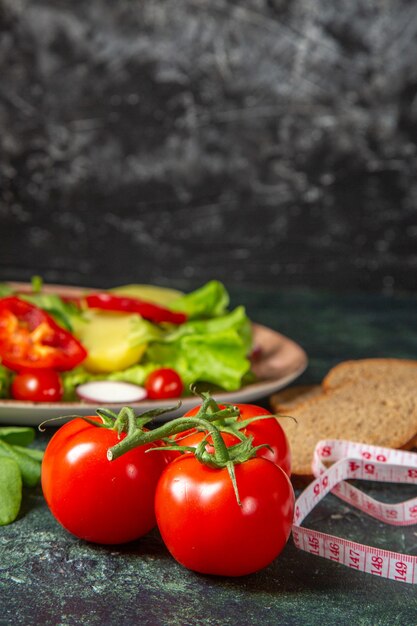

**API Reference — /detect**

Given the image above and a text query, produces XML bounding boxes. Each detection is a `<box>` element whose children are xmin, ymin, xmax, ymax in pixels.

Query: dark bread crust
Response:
<box><xmin>323</xmin><ymin>358</ymin><xmax>417</xmax><ymax>391</ymax></box>
<box><xmin>270</xmin><ymin>385</ymin><xmax>323</xmax><ymax>413</ymax></box>
<box><xmin>277</xmin><ymin>359</ymin><xmax>417</xmax><ymax>478</ymax></box>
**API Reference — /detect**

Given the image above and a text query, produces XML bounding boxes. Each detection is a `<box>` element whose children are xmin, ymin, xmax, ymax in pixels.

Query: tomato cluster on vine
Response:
<box><xmin>41</xmin><ymin>397</ymin><xmax>295</xmax><ymax>576</ymax></box>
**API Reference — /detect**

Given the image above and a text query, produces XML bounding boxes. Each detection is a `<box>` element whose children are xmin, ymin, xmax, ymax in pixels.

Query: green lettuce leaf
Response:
<box><xmin>128</xmin><ymin>317</ymin><xmax>163</xmax><ymax>347</ymax></box>
<box><xmin>108</xmin><ymin>363</ymin><xmax>156</xmax><ymax>385</ymax></box>
<box><xmin>61</xmin><ymin>367</ymin><xmax>99</xmax><ymax>400</ymax></box>
<box><xmin>163</xmin><ymin>306</ymin><xmax>251</xmax><ymax>350</ymax></box>
<box><xmin>145</xmin><ymin>331</ymin><xmax>250</xmax><ymax>391</ymax></box>
<box><xmin>169</xmin><ymin>280</ymin><xmax>229</xmax><ymax>319</ymax></box>
<box><xmin>144</xmin><ymin>307</ymin><xmax>252</xmax><ymax>391</ymax></box>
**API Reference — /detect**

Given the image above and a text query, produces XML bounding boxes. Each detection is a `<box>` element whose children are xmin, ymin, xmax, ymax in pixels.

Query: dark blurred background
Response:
<box><xmin>1</xmin><ymin>0</ymin><xmax>416</xmax><ymax>293</ymax></box>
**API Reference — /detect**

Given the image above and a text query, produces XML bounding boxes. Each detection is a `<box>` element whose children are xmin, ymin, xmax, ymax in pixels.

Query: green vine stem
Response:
<box><xmin>107</xmin><ymin>415</ymin><xmax>230</xmax><ymax>462</ymax></box>
<box><xmin>106</xmin><ymin>394</ymin><xmax>241</xmax><ymax>462</ymax></box>
<box><xmin>107</xmin><ymin>413</ymin><xmax>268</xmax><ymax>506</ymax></box>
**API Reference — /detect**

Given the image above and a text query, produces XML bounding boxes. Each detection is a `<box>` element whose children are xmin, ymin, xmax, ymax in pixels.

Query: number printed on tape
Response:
<box><xmin>292</xmin><ymin>440</ymin><xmax>417</xmax><ymax>584</ymax></box>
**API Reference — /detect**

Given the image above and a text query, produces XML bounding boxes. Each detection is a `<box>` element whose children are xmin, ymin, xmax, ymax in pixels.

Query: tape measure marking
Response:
<box><xmin>292</xmin><ymin>440</ymin><xmax>417</xmax><ymax>584</ymax></box>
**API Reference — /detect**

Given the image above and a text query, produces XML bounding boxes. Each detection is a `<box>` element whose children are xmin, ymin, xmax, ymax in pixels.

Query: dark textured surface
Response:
<box><xmin>2</xmin><ymin>5</ymin><xmax>417</xmax><ymax>621</ymax></box>
<box><xmin>1</xmin><ymin>287</ymin><xmax>417</xmax><ymax>626</ymax></box>
<box><xmin>1</xmin><ymin>1</ymin><xmax>417</xmax><ymax>293</ymax></box>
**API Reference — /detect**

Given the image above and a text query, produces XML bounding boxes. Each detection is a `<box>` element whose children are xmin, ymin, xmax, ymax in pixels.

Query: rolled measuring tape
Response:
<box><xmin>292</xmin><ymin>440</ymin><xmax>417</xmax><ymax>584</ymax></box>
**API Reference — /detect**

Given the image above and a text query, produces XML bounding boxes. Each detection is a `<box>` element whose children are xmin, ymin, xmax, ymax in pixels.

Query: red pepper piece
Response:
<box><xmin>85</xmin><ymin>293</ymin><xmax>187</xmax><ymax>325</ymax></box>
<box><xmin>0</xmin><ymin>297</ymin><xmax>87</xmax><ymax>372</ymax></box>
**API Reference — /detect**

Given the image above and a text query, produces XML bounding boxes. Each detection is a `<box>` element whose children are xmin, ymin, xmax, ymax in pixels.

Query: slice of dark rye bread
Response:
<box><xmin>270</xmin><ymin>385</ymin><xmax>322</xmax><ymax>412</ymax></box>
<box><xmin>271</xmin><ymin>359</ymin><xmax>417</xmax><ymax>412</ymax></box>
<box><xmin>278</xmin><ymin>366</ymin><xmax>417</xmax><ymax>477</ymax></box>
<box><xmin>271</xmin><ymin>360</ymin><xmax>417</xmax><ymax>410</ymax></box>
<box><xmin>323</xmin><ymin>358</ymin><xmax>417</xmax><ymax>391</ymax></box>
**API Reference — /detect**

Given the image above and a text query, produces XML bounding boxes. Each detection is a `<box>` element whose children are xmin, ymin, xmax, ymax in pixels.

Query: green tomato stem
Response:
<box><xmin>107</xmin><ymin>413</ymin><xmax>247</xmax><ymax>506</ymax></box>
<box><xmin>107</xmin><ymin>415</ymin><xmax>231</xmax><ymax>464</ymax></box>
<box><xmin>104</xmin><ymin>399</ymin><xmax>270</xmax><ymax>506</ymax></box>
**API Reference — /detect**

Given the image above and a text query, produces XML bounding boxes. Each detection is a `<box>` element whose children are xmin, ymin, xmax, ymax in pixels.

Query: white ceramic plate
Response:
<box><xmin>0</xmin><ymin>283</ymin><xmax>308</xmax><ymax>426</ymax></box>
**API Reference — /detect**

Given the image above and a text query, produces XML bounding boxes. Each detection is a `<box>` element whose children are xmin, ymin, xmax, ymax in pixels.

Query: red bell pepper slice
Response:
<box><xmin>85</xmin><ymin>293</ymin><xmax>187</xmax><ymax>325</ymax></box>
<box><xmin>0</xmin><ymin>297</ymin><xmax>87</xmax><ymax>372</ymax></box>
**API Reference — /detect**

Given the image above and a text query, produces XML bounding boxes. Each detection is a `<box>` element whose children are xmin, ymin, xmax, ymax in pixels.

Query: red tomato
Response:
<box><xmin>145</xmin><ymin>368</ymin><xmax>184</xmax><ymax>399</ymax></box>
<box><xmin>11</xmin><ymin>369</ymin><xmax>64</xmax><ymax>402</ymax></box>
<box><xmin>155</xmin><ymin>454</ymin><xmax>294</xmax><ymax>576</ymax></box>
<box><xmin>175</xmin><ymin>430</ymin><xmax>239</xmax><ymax>454</ymax></box>
<box><xmin>41</xmin><ymin>418</ymin><xmax>168</xmax><ymax>544</ymax></box>
<box><xmin>183</xmin><ymin>403</ymin><xmax>291</xmax><ymax>476</ymax></box>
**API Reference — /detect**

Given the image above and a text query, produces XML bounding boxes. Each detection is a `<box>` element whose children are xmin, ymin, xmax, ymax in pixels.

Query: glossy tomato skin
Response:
<box><xmin>155</xmin><ymin>455</ymin><xmax>295</xmax><ymax>576</ymax></box>
<box><xmin>41</xmin><ymin>418</ymin><xmax>167</xmax><ymax>544</ymax></box>
<box><xmin>176</xmin><ymin>430</ymin><xmax>239</xmax><ymax>451</ymax></box>
<box><xmin>145</xmin><ymin>368</ymin><xmax>184</xmax><ymax>399</ymax></box>
<box><xmin>183</xmin><ymin>403</ymin><xmax>291</xmax><ymax>476</ymax></box>
<box><xmin>11</xmin><ymin>369</ymin><xmax>63</xmax><ymax>402</ymax></box>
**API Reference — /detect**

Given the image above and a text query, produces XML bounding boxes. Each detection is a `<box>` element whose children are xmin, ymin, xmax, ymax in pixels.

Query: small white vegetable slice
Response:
<box><xmin>76</xmin><ymin>381</ymin><xmax>147</xmax><ymax>404</ymax></box>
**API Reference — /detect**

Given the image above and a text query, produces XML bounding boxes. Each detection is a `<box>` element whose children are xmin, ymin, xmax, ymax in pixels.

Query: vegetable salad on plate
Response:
<box><xmin>0</xmin><ymin>280</ymin><xmax>254</xmax><ymax>402</ymax></box>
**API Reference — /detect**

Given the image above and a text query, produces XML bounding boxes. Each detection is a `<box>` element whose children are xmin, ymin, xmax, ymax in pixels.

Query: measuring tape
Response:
<box><xmin>292</xmin><ymin>440</ymin><xmax>417</xmax><ymax>584</ymax></box>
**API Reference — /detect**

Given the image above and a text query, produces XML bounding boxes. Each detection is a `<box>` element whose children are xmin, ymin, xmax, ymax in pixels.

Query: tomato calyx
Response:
<box><xmin>106</xmin><ymin>399</ymin><xmax>270</xmax><ymax>506</ymax></box>
<box><xmin>175</xmin><ymin>391</ymin><xmax>279</xmax><ymax>448</ymax></box>
<box><xmin>105</xmin><ymin>392</ymin><xmax>241</xmax><ymax>461</ymax></box>
<box><xmin>109</xmin><ymin>414</ymin><xmax>266</xmax><ymax>506</ymax></box>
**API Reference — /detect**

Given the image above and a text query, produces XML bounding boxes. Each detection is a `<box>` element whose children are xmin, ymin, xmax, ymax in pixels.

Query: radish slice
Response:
<box><xmin>76</xmin><ymin>381</ymin><xmax>147</xmax><ymax>404</ymax></box>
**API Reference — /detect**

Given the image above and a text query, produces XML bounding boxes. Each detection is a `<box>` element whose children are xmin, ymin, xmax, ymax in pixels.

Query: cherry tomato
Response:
<box><xmin>41</xmin><ymin>417</ymin><xmax>168</xmax><ymax>544</ymax></box>
<box><xmin>155</xmin><ymin>454</ymin><xmax>294</xmax><ymax>576</ymax></box>
<box><xmin>11</xmin><ymin>369</ymin><xmax>64</xmax><ymax>402</ymax></box>
<box><xmin>145</xmin><ymin>368</ymin><xmax>184</xmax><ymax>399</ymax></box>
<box><xmin>183</xmin><ymin>403</ymin><xmax>291</xmax><ymax>476</ymax></box>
